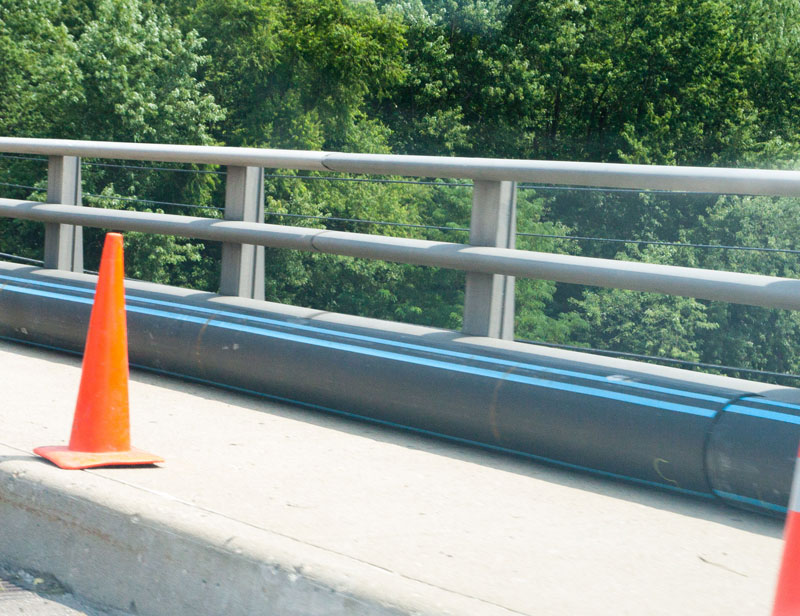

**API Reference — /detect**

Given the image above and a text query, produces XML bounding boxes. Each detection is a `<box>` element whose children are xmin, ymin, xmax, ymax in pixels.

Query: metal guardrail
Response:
<box><xmin>1</xmin><ymin>137</ymin><xmax>800</xmax><ymax>340</ymax></box>
<box><xmin>5</xmin><ymin>137</ymin><xmax>800</xmax><ymax>194</ymax></box>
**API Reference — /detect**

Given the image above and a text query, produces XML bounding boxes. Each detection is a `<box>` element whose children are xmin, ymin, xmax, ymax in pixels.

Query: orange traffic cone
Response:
<box><xmin>772</xmin><ymin>446</ymin><xmax>800</xmax><ymax>615</ymax></box>
<box><xmin>34</xmin><ymin>233</ymin><xmax>163</xmax><ymax>469</ymax></box>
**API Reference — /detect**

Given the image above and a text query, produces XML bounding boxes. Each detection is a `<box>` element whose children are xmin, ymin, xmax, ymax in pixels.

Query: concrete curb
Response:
<box><xmin>0</xmin><ymin>446</ymin><xmax>518</xmax><ymax>616</ymax></box>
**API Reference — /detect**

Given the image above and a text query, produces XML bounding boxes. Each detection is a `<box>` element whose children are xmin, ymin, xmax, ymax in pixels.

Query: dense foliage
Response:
<box><xmin>3</xmin><ymin>0</ymin><xmax>800</xmax><ymax>381</ymax></box>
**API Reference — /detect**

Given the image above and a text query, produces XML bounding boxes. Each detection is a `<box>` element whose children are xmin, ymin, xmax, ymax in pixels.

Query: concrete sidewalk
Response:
<box><xmin>0</xmin><ymin>338</ymin><xmax>786</xmax><ymax>615</ymax></box>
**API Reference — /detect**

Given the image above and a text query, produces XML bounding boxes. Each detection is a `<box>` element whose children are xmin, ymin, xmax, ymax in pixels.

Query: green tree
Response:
<box><xmin>187</xmin><ymin>0</ymin><xmax>406</xmax><ymax>150</ymax></box>
<box><xmin>0</xmin><ymin>0</ymin><xmax>83</xmax><ymax>138</ymax></box>
<box><xmin>571</xmin><ymin>246</ymin><xmax>718</xmax><ymax>362</ymax></box>
<box><xmin>377</xmin><ymin>0</ymin><xmax>544</xmax><ymax>157</ymax></box>
<box><xmin>71</xmin><ymin>0</ymin><xmax>225</xmax><ymax>285</ymax></box>
<box><xmin>685</xmin><ymin>195</ymin><xmax>800</xmax><ymax>377</ymax></box>
<box><xmin>72</xmin><ymin>0</ymin><xmax>222</xmax><ymax>145</ymax></box>
<box><xmin>0</xmin><ymin>0</ymin><xmax>224</xmax><ymax>284</ymax></box>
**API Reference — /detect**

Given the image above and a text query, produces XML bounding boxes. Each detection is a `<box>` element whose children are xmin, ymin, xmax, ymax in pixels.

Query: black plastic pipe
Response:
<box><xmin>1</xmin><ymin>263</ymin><xmax>799</xmax><ymax>516</ymax></box>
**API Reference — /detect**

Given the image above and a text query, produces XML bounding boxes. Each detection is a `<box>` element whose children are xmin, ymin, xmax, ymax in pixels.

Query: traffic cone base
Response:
<box><xmin>33</xmin><ymin>446</ymin><xmax>164</xmax><ymax>470</ymax></box>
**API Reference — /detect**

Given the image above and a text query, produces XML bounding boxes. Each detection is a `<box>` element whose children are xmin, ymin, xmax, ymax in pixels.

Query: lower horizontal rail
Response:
<box><xmin>2</xmin><ymin>198</ymin><xmax>800</xmax><ymax>310</ymax></box>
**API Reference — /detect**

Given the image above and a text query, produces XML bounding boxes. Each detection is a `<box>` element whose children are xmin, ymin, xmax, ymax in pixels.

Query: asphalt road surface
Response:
<box><xmin>0</xmin><ymin>565</ymin><xmax>130</xmax><ymax>615</ymax></box>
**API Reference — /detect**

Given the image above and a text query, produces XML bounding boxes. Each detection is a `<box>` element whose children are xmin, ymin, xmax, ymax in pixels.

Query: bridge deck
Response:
<box><xmin>0</xmin><ymin>339</ymin><xmax>785</xmax><ymax>615</ymax></box>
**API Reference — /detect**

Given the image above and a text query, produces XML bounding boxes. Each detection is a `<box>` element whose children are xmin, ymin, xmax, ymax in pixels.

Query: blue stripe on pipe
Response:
<box><xmin>712</xmin><ymin>490</ymin><xmax>787</xmax><ymax>514</ymax></box>
<box><xmin>0</xmin><ymin>284</ymin><xmax>94</xmax><ymax>306</ymax></box>
<box><xmin>740</xmin><ymin>396</ymin><xmax>800</xmax><ymax>413</ymax></box>
<box><xmin>1</xmin><ymin>281</ymin><xmax>718</xmax><ymax>417</ymax></box>
<box><xmin>724</xmin><ymin>404</ymin><xmax>800</xmax><ymax>425</ymax></box>
<box><xmin>0</xmin><ymin>273</ymin><xmax>731</xmax><ymax>405</ymax></box>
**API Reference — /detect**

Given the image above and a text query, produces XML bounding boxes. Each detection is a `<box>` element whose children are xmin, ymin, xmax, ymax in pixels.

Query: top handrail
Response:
<box><xmin>2</xmin><ymin>137</ymin><xmax>800</xmax><ymax>196</ymax></box>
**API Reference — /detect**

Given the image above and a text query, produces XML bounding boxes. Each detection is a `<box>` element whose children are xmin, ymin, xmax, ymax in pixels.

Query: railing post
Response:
<box><xmin>219</xmin><ymin>166</ymin><xmax>265</xmax><ymax>300</ymax></box>
<box><xmin>462</xmin><ymin>180</ymin><xmax>517</xmax><ymax>339</ymax></box>
<box><xmin>44</xmin><ymin>156</ymin><xmax>83</xmax><ymax>271</ymax></box>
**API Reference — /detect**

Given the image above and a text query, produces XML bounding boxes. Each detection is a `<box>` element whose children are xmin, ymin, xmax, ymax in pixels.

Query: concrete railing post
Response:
<box><xmin>44</xmin><ymin>156</ymin><xmax>83</xmax><ymax>271</ymax></box>
<box><xmin>462</xmin><ymin>180</ymin><xmax>517</xmax><ymax>339</ymax></box>
<box><xmin>219</xmin><ymin>166</ymin><xmax>265</xmax><ymax>300</ymax></box>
